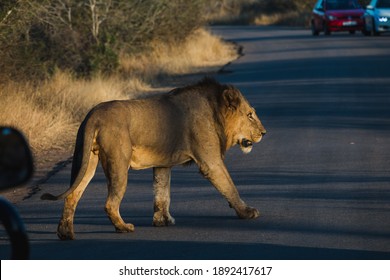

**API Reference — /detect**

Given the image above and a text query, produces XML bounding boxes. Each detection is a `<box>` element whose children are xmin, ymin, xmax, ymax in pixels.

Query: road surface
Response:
<box><xmin>1</xmin><ymin>26</ymin><xmax>390</xmax><ymax>260</ymax></box>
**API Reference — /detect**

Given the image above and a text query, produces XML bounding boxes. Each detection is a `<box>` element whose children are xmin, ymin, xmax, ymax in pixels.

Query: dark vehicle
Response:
<box><xmin>0</xmin><ymin>127</ymin><xmax>33</xmax><ymax>259</ymax></box>
<box><xmin>311</xmin><ymin>0</ymin><xmax>365</xmax><ymax>35</ymax></box>
<box><xmin>363</xmin><ymin>0</ymin><xmax>390</xmax><ymax>35</ymax></box>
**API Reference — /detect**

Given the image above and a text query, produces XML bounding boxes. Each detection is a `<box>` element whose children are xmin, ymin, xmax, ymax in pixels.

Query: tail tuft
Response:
<box><xmin>40</xmin><ymin>193</ymin><xmax>60</xmax><ymax>201</ymax></box>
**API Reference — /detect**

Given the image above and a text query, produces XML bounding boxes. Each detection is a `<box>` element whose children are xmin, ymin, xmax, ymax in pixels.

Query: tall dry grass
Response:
<box><xmin>0</xmin><ymin>82</ymin><xmax>74</xmax><ymax>154</ymax></box>
<box><xmin>120</xmin><ymin>28</ymin><xmax>238</xmax><ymax>79</ymax></box>
<box><xmin>0</xmin><ymin>28</ymin><xmax>237</xmax><ymax>164</ymax></box>
<box><xmin>0</xmin><ymin>73</ymin><xmax>146</xmax><ymax>156</ymax></box>
<box><xmin>206</xmin><ymin>0</ymin><xmax>316</xmax><ymax>26</ymax></box>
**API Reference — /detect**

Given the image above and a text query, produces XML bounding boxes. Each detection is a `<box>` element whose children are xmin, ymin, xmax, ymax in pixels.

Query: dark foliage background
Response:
<box><xmin>0</xmin><ymin>0</ymin><xmax>205</xmax><ymax>80</ymax></box>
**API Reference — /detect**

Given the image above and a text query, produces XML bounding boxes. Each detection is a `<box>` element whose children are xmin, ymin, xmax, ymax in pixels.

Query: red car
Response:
<box><xmin>311</xmin><ymin>0</ymin><xmax>365</xmax><ymax>35</ymax></box>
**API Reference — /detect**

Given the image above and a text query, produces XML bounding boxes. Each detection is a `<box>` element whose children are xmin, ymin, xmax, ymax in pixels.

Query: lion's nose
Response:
<box><xmin>261</xmin><ymin>130</ymin><xmax>267</xmax><ymax>136</ymax></box>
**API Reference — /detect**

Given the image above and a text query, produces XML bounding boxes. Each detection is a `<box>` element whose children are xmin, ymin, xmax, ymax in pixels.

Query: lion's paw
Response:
<box><xmin>57</xmin><ymin>230</ymin><xmax>75</xmax><ymax>241</ymax></box>
<box><xmin>236</xmin><ymin>206</ymin><xmax>260</xmax><ymax>219</ymax></box>
<box><xmin>57</xmin><ymin>220</ymin><xmax>75</xmax><ymax>240</ymax></box>
<box><xmin>153</xmin><ymin>213</ymin><xmax>175</xmax><ymax>227</ymax></box>
<box><xmin>115</xmin><ymin>223</ymin><xmax>135</xmax><ymax>233</ymax></box>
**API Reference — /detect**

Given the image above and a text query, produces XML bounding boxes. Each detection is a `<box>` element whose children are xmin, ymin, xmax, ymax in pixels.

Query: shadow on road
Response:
<box><xmin>27</xmin><ymin>239</ymin><xmax>390</xmax><ymax>260</ymax></box>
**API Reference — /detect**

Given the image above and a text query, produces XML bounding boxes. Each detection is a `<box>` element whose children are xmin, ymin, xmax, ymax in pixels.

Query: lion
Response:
<box><xmin>41</xmin><ymin>77</ymin><xmax>267</xmax><ymax>240</ymax></box>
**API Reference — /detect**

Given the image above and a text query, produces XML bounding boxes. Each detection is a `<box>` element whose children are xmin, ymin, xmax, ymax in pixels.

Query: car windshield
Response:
<box><xmin>377</xmin><ymin>0</ymin><xmax>390</xmax><ymax>8</ymax></box>
<box><xmin>326</xmin><ymin>0</ymin><xmax>361</xmax><ymax>10</ymax></box>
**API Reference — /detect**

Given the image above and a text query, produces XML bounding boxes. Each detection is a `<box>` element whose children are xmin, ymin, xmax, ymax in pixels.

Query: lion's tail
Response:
<box><xmin>41</xmin><ymin>116</ymin><xmax>98</xmax><ymax>201</ymax></box>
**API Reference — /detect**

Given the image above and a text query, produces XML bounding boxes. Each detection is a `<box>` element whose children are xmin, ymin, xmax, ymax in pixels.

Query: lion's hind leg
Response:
<box><xmin>57</xmin><ymin>152</ymin><xmax>99</xmax><ymax>240</ymax></box>
<box><xmin>105</xmin><ymin>184</ymin><xmax>135</xmax><ymax>233</ymax></box>
<box><xmin>101</xmin><ymin>151</ymin><xmax>134</xmax><ymax>233</ymax></box>
<box><xmin>152</xmin><ymin>167</ymin><xmax>175</xmax><ymax>227</ymax></box>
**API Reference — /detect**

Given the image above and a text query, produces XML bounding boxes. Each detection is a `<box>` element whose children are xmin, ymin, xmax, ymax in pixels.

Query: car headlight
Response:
<box><xmin>378</xmin><ymin>17</ymin><xmax>388</xmax><ymax>22</ymax></box>
<box><xmin>328</xmin><ymin>15</ymin><xmax>337</xmax><ymax>20</ymax></box>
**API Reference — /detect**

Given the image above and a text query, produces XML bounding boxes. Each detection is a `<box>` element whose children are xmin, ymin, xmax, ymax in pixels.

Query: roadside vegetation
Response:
<box><xmin>0</xmin><ymin>0</ymin><xmax>237</xmax><ymax>165</ymax></box>
<box><xmin>0</xmin><ymin>0</ymin><xmax>372</xmax><ymax>167</ymax></box>
<box><xmin>206</xmin><ymin>0</ymin><xmax>371</xmax><ymax>26</ymax></box>
<box><xmin>206</xmin><ymin>0</ymin><xmax>316</xmax><ymax>26</ymax></box>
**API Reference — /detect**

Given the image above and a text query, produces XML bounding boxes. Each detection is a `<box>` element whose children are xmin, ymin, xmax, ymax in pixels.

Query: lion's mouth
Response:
<box><xmin>239</xmin><ymin>138</ymin><xmax>253</xmax><ymax>154</ymax></box>
<box><xmin>241</xmin><ymin>139</ymin><xmax>253</xmax><ymax>148</ymax></box>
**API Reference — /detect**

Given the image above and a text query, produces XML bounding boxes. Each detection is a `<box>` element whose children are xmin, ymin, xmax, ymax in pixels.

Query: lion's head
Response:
<box><xmin>221</xmin><ymin>86</ymin><xmax>266</xmax><ymax>154</ymax></box>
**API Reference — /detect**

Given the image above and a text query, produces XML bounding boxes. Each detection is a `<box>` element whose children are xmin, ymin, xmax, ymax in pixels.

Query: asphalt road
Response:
<box><xmin>1</xmin><ymin>26</ymin><xmax>390</xmax><ymax>260</ymax></box>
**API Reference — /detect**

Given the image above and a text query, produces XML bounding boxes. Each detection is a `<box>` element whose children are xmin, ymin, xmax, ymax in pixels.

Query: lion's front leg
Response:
<box><xmin>152</xmin><ymin>167</ymin><xmax>175</xmax><ymax>226</ymax></box>
<box><xmin>198</xmin><ymin>160</ymin><xmax>260</xmax><ymax>219</ymax></box>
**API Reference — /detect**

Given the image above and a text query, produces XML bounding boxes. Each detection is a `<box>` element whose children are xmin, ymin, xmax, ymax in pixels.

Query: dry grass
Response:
<box><xmin>206</xmin><ymin>0</ymin><xmax>315</xmax><ymax>26</ymax></box>
<box><xmin>253</xmin><ymin>11</ymin><xmax>304</xmax><ymax>26</ymax></box>
<box><xmin>0</xmin><ymin>82</ymin><xmax>74</xmax><ymax>154</ymax></box>
<box><xmin>0</xmin><ymin>28</ymin><xmax>237</xmax><ymax>163</ymax></box>
<box><xmin>120</xmin><ymin>28</ymin><xmax>238</xmax><ymax>79</ymax></box>
<box><xmin>0</xmin><ymin>73</ymin><xmax>146</xmax><ymax>155</ymax></box>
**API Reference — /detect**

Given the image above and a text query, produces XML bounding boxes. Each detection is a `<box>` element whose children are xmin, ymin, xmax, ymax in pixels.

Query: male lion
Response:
<box><xmin>41</xmin><ymin>78</ymin><xmax>266</xmax><ymax>240</ymax></box>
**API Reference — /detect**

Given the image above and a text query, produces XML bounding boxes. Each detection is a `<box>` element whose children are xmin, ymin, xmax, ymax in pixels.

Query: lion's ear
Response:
<box><xmin>223</xmin><ymin>88</ymin><xmax>241</xmax><ymax>110</ymax></box>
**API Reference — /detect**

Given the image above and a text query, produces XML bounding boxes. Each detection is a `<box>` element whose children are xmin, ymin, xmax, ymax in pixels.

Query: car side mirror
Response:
<box><xmin>0</xmin><ymin>127</ymin><xmax>34</xmax><ymax>190</ymax></box>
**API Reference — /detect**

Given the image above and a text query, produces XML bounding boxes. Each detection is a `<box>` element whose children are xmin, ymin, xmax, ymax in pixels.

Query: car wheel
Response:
<box><xmin>363</xmin><ymin>17</ymin><xmax>371</xmax><ymax>36</ymax></box>
<box><xmin>371</xmin><ymin>20</ymin><xmax>380</xmax><ymax>36</ymax></box>
<box><xmin>324</xmin><ymin>25</ymin><xmax>331</xmax><ymax>35</ymax></box>
<box><xmin>311</xmin><ymin>21</ymin><xmax>319</xmax><ymax>36</ymax></box>
<box><xmin>362</xmin><ymin>27</ymin><xmax>370</xmax><ymax>36</ymax></box>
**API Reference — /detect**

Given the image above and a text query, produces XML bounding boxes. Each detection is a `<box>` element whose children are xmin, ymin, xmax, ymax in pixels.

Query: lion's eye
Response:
<box><xmin>248</xmin><ymin>112</ymin><xmax>254</xmax><ymax>120</ymax></box>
